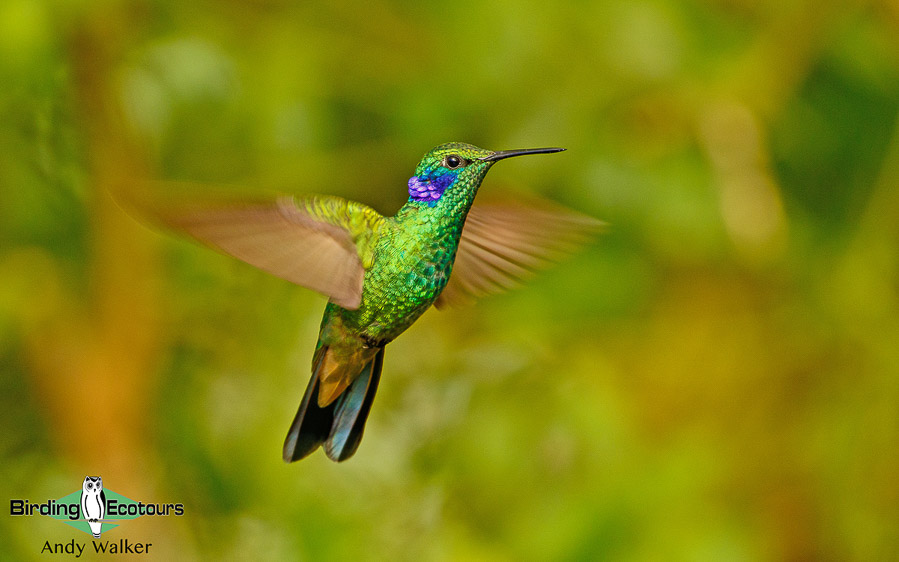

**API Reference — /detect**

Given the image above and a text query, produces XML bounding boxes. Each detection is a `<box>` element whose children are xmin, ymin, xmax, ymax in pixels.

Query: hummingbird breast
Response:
<box><xmin>339</xmin><ymin>211</ymin><xmax>463</xmax><ymax>345</ymax></box>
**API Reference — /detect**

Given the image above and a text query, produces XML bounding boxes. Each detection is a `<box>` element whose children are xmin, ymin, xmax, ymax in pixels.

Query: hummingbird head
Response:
<box><xmin>407</xmin><ymin>143</ymin><xmax>565</xmax><ymax>208</ymax></box>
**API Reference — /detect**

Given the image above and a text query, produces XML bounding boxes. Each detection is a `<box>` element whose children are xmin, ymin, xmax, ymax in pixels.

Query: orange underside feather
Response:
<box><xmin>315</xmin><ymin>346</ymin><xmax>379</xmax><ymax>407</ymax></box>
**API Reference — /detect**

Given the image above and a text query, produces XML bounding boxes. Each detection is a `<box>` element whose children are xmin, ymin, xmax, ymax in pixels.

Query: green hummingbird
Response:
<box><xmin>162</xmin><ymin>142</ymin><xmax>600</xmax><ymax>462</ymax></box>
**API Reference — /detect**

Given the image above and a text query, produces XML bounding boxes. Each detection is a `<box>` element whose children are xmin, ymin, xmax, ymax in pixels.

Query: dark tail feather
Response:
<box><xmin>324</xmin><ymin>348</ymin><xmax>384</xmax><ymax>462</ymax></box>
<box><xmin>282</xmin><ymin>348</ymin><xmax>336</xmax><ymax>462</ymax></box>
<box><xmin>282</xmin><ymin>346</ymin><xmax>384</xmax><ymax>463</ymax></box>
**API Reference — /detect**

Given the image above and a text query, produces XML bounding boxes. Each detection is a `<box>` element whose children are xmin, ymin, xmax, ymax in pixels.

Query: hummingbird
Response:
<box><xmin>161</xmin><ymin>142</ymin><xmax>600</xmax><ymax>463</ymax></box>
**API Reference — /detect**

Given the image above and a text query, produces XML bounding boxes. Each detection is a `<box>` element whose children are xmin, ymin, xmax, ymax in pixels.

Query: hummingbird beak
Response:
<box><xmin>478</xmin><ymin>147</ymin><xmax>566</xmax><ymax>162</ymax></box>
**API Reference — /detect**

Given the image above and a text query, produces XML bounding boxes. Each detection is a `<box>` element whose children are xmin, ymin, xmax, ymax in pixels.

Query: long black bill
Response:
<box><xmin>479</xmin><ymin>147</ymin><xmax>566</xmax><ymax>162</ymax></box>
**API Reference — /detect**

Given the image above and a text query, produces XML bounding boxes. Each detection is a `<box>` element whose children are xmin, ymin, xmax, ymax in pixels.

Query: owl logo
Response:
<box><xmin>80</xmin><ymin>476</ymin><xmax>106</xmax><ymax>539</ymax></box>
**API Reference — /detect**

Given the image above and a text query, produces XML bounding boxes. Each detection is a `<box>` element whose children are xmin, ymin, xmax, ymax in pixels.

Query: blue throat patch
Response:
<box><xmin>408</xmin><ymin>171</ymin><xmax>457</xmax><ymax>205</ymax></box>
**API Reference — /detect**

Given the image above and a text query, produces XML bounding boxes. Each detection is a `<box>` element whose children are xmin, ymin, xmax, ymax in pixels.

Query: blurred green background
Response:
<box><xmin>2</xmin><ymin>0</ymin><xmax>899</xmax><ymax>560</ymax></box>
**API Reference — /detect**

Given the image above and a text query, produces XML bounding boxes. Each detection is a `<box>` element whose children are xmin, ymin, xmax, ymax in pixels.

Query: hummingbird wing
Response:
<box><xmin>435</xmin><ymin>197</ymin><xmax>603</xmax><ymax>309</ymax></box>
<box><xmin>161</xmin><ymin>194</ymin><xmax>384</xmax><ymax>310</ymax></box>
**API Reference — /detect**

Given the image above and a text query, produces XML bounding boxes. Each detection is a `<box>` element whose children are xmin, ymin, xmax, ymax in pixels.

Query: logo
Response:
<box><xmin>10</xmin><ymin>475</ymin><xmax>184</xmax><ymax>556</ymax></box>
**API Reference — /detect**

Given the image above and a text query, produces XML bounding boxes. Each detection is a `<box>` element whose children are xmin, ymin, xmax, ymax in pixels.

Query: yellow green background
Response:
<box><xmin>2</xmin><ymin>1</ymin><xmax>898</xmax><ymax>560</ymax></box>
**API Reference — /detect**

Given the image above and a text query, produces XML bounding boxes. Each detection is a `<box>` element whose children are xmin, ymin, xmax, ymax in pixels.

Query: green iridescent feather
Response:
<box><xmin>156</xmin><ymin>142</ymin><xmax>602</xmax><ymax>463</ymax></box>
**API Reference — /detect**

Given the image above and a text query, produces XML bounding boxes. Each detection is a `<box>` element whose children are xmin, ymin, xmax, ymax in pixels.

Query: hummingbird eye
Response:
<box><xmin>443</xmin><ymin>154</ymin><xmax>468</xmax><ymax>169</ymax></box>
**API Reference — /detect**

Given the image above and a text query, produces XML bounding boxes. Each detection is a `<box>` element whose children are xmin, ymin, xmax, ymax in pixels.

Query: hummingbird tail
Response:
<box><xmin>323</xmin><ymin>347</ymin><xmax>384</xmax><ymax>462</ymax></box>
<box><xmin>282</xmin><ymin>346</ymin><xmax>384</xmax><ymax>463</ymax></box>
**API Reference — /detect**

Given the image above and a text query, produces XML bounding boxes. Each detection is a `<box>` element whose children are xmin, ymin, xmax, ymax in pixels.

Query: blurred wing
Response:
<box><xmin>435</xmin><ymin>198</ymin><xmax>604</xmax><ymax>309</ymax></box>
<box><xmin>162</xmin><ymin>194</ymin><xmax>384</xmax><ymax>310</ymax></box>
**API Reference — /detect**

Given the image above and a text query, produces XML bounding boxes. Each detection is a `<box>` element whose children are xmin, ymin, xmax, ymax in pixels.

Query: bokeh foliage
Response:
<box><xmin>2</xmin><ymin>0</ymin><xmax>899</xmax><ymax>560</ymax></box>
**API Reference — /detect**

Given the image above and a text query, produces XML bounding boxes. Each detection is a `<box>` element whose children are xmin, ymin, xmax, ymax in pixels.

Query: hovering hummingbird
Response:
<box><xmin>162</xmin><ymin>142</ymin><xmax>600</xmax><ymax>463</ymax></box>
